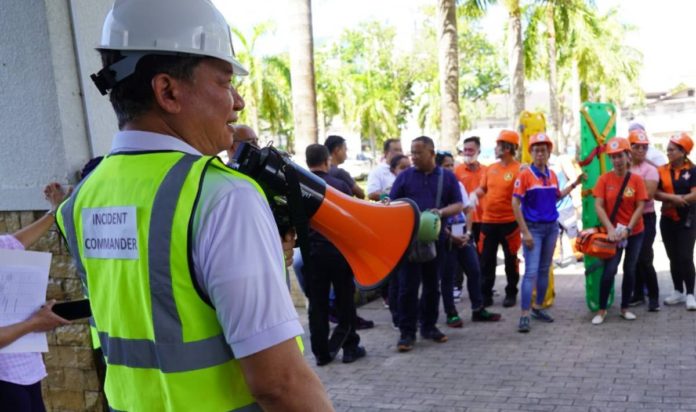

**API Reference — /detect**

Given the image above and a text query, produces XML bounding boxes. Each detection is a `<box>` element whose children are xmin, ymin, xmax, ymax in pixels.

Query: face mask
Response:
<box><xmin>463</xmin><ymin>153</ymin><xmax>478</xmax><ymax>164</ymax></box>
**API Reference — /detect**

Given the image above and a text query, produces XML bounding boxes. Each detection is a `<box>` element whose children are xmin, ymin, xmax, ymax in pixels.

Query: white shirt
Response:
<box><xmin>111</xmin><ymin>131</ymin><xmax>303</xmax><ymax>358</ymax></box>
<box><xmin>366</xmin><ymin>162</ymin><xmax>396</xmax><ymax>196</ymax></box>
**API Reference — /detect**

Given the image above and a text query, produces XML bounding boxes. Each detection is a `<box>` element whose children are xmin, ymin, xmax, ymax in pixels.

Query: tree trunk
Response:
<box><xmin>437</xmin><ymin>0</ymin><xmax>461</xmax><ymax>152</ymax></box>
<box><xmin>288</xmin><ymin>0</ymin><xmax>318</xmax><ymax>156</ymax></box>
<box><xmin>507</xmin><ymin>0</ymin><xmax>525</xmax><ymax>127</ymax></box>
<box><xmin>569</xmin><ymin>56</ymin><xmax>582</xmax><ymax>152</ymax></box>
<box><xmin>546</xmin><ymin>5</ymin><xmax>562</xmax><ymax>154</ymax></box>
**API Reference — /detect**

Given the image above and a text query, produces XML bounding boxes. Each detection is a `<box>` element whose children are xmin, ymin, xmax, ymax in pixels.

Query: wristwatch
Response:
<box><xmin>625</xmin><ymin>227</ymin><xmax>632</xmax><ymax>235</ymax></box>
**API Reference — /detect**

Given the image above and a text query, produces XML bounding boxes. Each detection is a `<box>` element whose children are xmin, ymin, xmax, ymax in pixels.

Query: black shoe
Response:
<box><xmin>397</xmin><ymin>335</ymin><xmax>415</xmax><ymax>352</ymax></box>
<box><xmin>518</xmin><ymin>316</ymin><xmax>531</xmax><ymax>333</ymax></box>
<box><xmin>356</xmin><ymin>316</ymin><xmax>375</xmax><ymax>330</ymax></box>
<box><xmin>628</xmin><ymin>296</ymin><xmax>645</xmax><ymax>307</ymax></box>
<box><xmin>472</xmin><ymin>308</ymin><xmax>502</xmax><ymax>322</ymax></box>
<box><xmin>483</xmin><ymin>296</ymin><xmax>494</xmax><ymax>307</ymax></box>
<box><xmin>421</xmin><ymin>327</ymin><xmax>448</xmax><ymax>343</ymax></box>
<box><xmin>648</xmin><ymin>300</ymin><xmax>661</xmax><ymax>312</ymax></box>
<box><xmin>316</xmin><ymin>352</ymin><xmax>336</xmax><ymax>366</ymax></box>
<box><xmin>503</xmin><ymin>295</ymin><xmax>517</xmax><ymax>308</ymax></box>
<box><xmin>342</xmin><ymin>346</ymin><xmax>366</xmax><ymax>363</ymax></box>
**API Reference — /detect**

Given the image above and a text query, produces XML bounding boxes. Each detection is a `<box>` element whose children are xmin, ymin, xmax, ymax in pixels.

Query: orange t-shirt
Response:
<box><xmin>479</xmin><ymin>160</ymin><xmax>520</xmax><ymax>223</ymax></box>
<box><xmin>593</xmin><ymin>171</ymin><xmax>648</xmax><ymax>234</ymax></box>
<box><xmin>454</xmin><ymin>162</ymin><xmax>487</xmax><ymax>222</ymax></box>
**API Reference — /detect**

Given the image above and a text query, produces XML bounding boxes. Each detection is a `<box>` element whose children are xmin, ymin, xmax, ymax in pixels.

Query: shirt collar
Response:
<box><xmin>110</xmin><ymin>131</ymin><xmax>202</xmax><ymax>156</ymax></box>
<box><xmin>530</xmin><ymin>163</ymin><xmax>550</xmax><ymax>179</ymax></box>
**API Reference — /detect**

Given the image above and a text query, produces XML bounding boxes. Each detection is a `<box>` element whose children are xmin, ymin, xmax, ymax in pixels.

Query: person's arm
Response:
<box><xmin>594</xmin><ymin>197</ymin><xmax>617</xmax><ymax>241</ymax></box>
<box><xmin>654</xmin><ymin>190</ymin><xmax>688</xmax><ymax>207</ymax></box>
<box><xmin>366</xmin><ymin>169</ymin><xmax>383</xmax><ymax>201</ymax></box>
<box><xmin>559</xmin><ymin>173</ymin><xmax>585</xmax><ymax>198</ymax></box>
<box><xmin>14</xmin><ymin>183</ymin><xmax>70</xmax><ymax>248</ymax></box>
<box><xmin>351</xmin><ymin>183</ymin><xmax>366</xmax><ymax>199</ymax></box>
<box><xmin>0</xmin><ymin>300</ymin><xmax>69</xmax><ymax>348</ymax></box>
<box><xmin>512</xmin><ymin>197</ymin><xmax>533</xmax><ymax>249</ymax></box>
<box><xmin>624</xmin><ymin>200</ymin><xmax>645</xmax><ymax>239</ymax></box>
<box><xmin>437</xmin><ymin>202</ymin><xmax>463</xmax><ymax>218</ymax></box>
<box><xmin>436</xmin><ymin>174</ymin><xmax>463</xmax><ymax>218</ymax></box>
<box><xmin>239</xmin><ymin>338</ymin><xmax>334</xmax><ymax>412</ymax></box>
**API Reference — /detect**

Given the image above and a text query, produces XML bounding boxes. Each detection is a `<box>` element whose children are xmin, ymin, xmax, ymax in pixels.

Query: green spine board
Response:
<box><xmin>580</xmin><ymin>102</ymin><xmax>616</xmax><ymax>312</ymax></box>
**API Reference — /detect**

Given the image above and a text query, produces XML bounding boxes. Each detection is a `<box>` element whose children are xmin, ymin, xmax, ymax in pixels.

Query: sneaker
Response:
<box><xmin>342</xmin><ymin>346</ymin><xmax>366</xmax><ymax>363</ymax></box>
<box><xmin>531</xmin><ymin>308</ymin><xmax>554</xmax><ymax>323</ymax></box>
<box><xmin>471</xmin><ymin>308</ymin><xmax>502</xmax><ymax>322</ymax></box>
<box><xmin>620</xmin><ymin>310</ymin><xmax>637</xmax><ymax>320</ymax></box>
<box><xmin>628</xmin><ymin>296</ymin><xmax>645</xmax><ymax>307</ymax></box>
<box><xmin>421</xmin><ymin>327</ymin><xmax>448</xmax><ymax>343</ymax></box>
<box><xmin>446</xmin><ymin>315</ymin><xmax>464</xmax><ymax>328</ymax></box>
<box><xmin>664</xmin><ymin>291</ymin><xmax>686</xmax><ymax>306</ymax></box>
<box><xmin>502</xmin><ymin>295</ymin><xmax>517</xmax><ymax>308</ymax></box>
<box><xmin>397</xmin><ymin>335</ymin><xmax>414</xmax><ymax>352</ymax></box>
<box><xmin>686</xmin><ymin>294</ymin><xmax>696</xmax><ymax>311</ymax></box>
<box><xmin>517</xmin><ymin>316</ymin><xmax>530</xmax><ymax>333</ymax></box>
<box><xmin>356</xmin><ymin>316</ymin><xmax>375</xmax><ymax>330</ymax></box>
<box><xmin>591</xmin><ymin>313</ymin><xmax>606</xmax><ymax>325</ymax></box>
<box><xmin>648</xmin><ymin>300</ymin><xmax>661</xmax><ymax>312</ymax></box>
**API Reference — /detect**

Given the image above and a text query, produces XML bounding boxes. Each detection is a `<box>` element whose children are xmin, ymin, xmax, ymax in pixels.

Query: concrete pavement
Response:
<box><xmin>299</xmin><ymin>238</ymin><xmax>696</xmax><ymax>411</ymax></box>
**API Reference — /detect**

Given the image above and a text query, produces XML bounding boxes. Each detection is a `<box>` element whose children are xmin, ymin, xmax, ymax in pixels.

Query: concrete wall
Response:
<box><xmin>0</xmin><ymin>0</ymin><xmax>115</xmax><ymax>212</ymax></box>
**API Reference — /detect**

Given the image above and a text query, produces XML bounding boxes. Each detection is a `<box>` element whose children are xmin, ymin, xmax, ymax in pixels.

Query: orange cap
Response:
<box><xmin>669</xmin><ymin>132</ymin><xmax>694</xmax><ymax>155</ymax></box>
<box><xmin>528</xmin><ymin>133</ymin><xmax>553</xmax><ymax>153</ymax></box>
<box><xmin>605</xmin><ymin>138</ymin><xmax>631</xmax><ymax>155</ymax></box>
<box><xmin>497</xmin><ymin>129</ymin><xmax>520</xmax><ymax>146</ymax></box>
<box><xmin>628</xmin><ymin>129</ymin><xmax>649</xmax><ymax>145</ymax></box>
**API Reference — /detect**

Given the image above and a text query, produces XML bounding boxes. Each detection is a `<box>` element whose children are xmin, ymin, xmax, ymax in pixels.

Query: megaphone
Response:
<box><xmin>233</xmin><ymin>143</ymin><xmax>418</xmax><ymax>289</ymax></box>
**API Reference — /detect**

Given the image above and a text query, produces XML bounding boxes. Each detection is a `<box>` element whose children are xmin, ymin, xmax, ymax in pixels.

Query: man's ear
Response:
<box><xmin>151</xmin><ymin>73</ymin><xmax>184</xmax><ymax>114</ymax></box>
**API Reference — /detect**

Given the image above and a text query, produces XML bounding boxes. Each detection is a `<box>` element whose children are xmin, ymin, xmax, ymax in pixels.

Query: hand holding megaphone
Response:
<box><xmin>232</xmin><ymin>143</ymin><xmax>419</xmax><ymax>289</ymax></box>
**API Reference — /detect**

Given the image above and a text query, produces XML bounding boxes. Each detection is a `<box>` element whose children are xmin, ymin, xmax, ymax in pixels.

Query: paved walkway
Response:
<box><xmin>299</xmin><ymin>240</ymin><xmax>696</xmax><ymax>411</ymax></box>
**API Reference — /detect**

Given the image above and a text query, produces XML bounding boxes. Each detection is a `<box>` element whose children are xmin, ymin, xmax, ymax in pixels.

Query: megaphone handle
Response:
<box><xmin>284</xmin><ymin>164</ymin><xmax>312</xmax><ymax>293</ymax></box>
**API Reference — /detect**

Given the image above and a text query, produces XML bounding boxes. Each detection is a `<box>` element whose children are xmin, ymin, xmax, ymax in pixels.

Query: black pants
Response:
<box><xmin>633</xmin><ymin>212</ymin><xmax>659</xmax><ymax>302</ymax></box>
<box><xmin>0</xmin><ymin>380</ymin><xmax>46</xmax><ymax>412</ymax></box>
<box><xmin>480</xmin><ymin>221</ymin><xmax>521</xmax><ymax>299</ymax></box>
<box><xmin>661</xmin><ymin>217</ymin><xmax>696</xmax><ymax>295</ymax></box>
<box><xmin>306</xmin><ymin>251</ymin><xmax>360</xmax><ymax>359</ymax></box>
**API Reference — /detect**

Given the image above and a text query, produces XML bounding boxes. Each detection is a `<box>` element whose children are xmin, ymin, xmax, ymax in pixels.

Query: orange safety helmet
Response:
<box><xmin>528</xmin><ymin>133</ymin><xmax>553</xmax><ymax>153</ymax></box>
<box><xmin>497</xmin><ymin>129</ymin><xmax>520</xmax><ymax>147</ymax></box>
<box><xmin>669</xmin><ymin>132</ymin><xmax>694</xmax><ymax>155</ymax></box>
<box><xmin>605</xmin><ymin>137</ymin><xmax>631</xmax><ymax>155</ymax></box>
<box><xmin>628</xmin><ymin>129</ymin><xmax>649</xmax><ymax>145</ymax></box>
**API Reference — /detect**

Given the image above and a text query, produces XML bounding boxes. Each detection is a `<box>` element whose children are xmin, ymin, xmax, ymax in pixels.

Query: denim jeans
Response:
<box><xmin>438</xmin><ymin>243</ymin><xmax>459</xmax><ymax>317</ymax></box>
<box><xmin>599</xmin><ymin>231</ymin><xmax>645</xmax><ymax>310</ymax></box>
<box><xmin>520</xmin><ymin>221</ymin><xmax>559</xmax><ymax>311</ymax></box>
<box><xmin>397</xmin><ymin>247</ymin><xmax>441</xmax><ymax>338</ymax></box>
<box><xmin>633</xmin><ymin>212</ymin><xmax>659</xmax><ymax>301</ymax></box>
<box><xmin>455</xmin><ymin>240</ymin><xmax>485</xmax><ymax>310</ymax></box>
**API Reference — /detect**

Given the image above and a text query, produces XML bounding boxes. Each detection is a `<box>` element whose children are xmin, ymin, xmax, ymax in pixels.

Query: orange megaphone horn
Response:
<box><xmin>233</xmin><ymin>143</ymin><xmax>418</xmax><ymax>289</ymax></box>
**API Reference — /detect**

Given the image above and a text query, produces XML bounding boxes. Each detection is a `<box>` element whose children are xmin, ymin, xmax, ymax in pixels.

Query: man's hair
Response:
<box><xmin>463</xmin><ymin>136</ymin><xmax>481</xmax><ymax>147</ymax></box>
<box><xmin>412</xmin><ymin>135</ymin><xmax>435</xmax><ymax>151</ymax></box>
<box><xmin>383</xmin><ymin>138</ymin><xmax>400</xmax><ymax>154</ymax></box>
<box><xmin>100</xmin><ymin>51</ymin><xmax>206</xmax><ymax>128</ymax></box>
<box><xmin>435</xmin><ymin>151</ymin><xmax>453</xmax><ymax>166</ymax></box>
<box><xmin>389</xmin><ymin>154</ymin><xmax>408</xmax><ymax>170</ymax></box>
<box><xmin>306</xmin><ymin>144</ymin><xmax>330</xmax><ymax>168</ymax></box>
<box><xmin>500</xmin><ymin>141</ymin><xmax>516</xmax><ymax>156</ymax></box>
<box><xmin>324</xmin><ymin>135</ymin><xmax>346</xmax><ymax>154</ymax></box>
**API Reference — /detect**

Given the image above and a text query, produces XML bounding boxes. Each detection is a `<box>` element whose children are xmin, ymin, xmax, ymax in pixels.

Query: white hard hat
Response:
<box><xmin>91</xmin><ymin>0</ymin><xmax>248</xmax><ymax>95</ymax></box>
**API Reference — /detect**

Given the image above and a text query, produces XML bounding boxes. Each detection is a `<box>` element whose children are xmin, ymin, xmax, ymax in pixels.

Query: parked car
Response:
<box><xmin>342</xmin><ymin>152</ymin><xmax>374</xmax><ymax>181</ymax></box>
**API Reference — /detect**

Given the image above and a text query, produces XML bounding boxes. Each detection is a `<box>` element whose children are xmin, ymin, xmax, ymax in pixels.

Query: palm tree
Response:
<box><xmin>287</xmin><ymin>0</ymin><xmax>318</xmax><ymax>155</ymax></box>
<box><xmin>437</xmin><ymin>0</ymin><xmax>461</xmax><ymax>152</ymax></box>
<box><xmin>504</xmin><ymin>0</ymin><xmax>525</xmax><ymax>126</ymax></box>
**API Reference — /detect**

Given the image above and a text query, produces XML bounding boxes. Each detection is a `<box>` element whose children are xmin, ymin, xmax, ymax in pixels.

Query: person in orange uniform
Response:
<box><xmin>592</xmin><ymin>138</ymin><xmax>647</xmax><ymax>325</ymax></box>
<box><xmin>454</xmin><ymin>136</ymin><xmax>486</xmax><ymax>246</ymax></box>
<box><xmin>474</xmin><ymin>130</ymin><xmax>522</xmax><ymax>307</ymax></box>
<box><xmin>655</xmin><ymin>133</ymin><xmax>696</xmax><ymax>310</ymax></box>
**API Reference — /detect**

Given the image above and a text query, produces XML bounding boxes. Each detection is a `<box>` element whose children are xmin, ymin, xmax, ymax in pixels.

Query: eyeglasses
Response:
<box><xmin>631</xmin><ymin>144</ymin><xmax>648</xmax><ymax>151</ymax></box>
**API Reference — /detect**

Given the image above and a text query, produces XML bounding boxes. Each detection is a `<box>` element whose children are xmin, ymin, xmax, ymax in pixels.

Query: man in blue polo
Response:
<box><xmin>389</xmin><ymin>136</ymin><xmax>463</xmax><ymax>352</ymax></box>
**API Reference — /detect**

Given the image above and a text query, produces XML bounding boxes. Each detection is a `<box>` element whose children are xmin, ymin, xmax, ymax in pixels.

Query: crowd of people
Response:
<box><xmin>293</xmin><ymin>125</ymin><xmax>696</xmax><ymax>364</ymax></box>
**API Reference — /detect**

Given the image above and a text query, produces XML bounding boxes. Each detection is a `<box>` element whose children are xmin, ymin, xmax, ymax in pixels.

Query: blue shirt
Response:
<box><xmin>390</xmin><ymin>166</ymin><xmax>463</xmax><ymax>233</ymax></box>
<box><xmin>513</xmin><ymin>164</ymin><xmax>561</xmax><ymax>223</ymax></box>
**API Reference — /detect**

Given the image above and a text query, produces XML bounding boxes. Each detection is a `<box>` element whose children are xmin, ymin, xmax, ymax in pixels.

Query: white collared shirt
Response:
<box><xmin>366</xmin><ymin>162</ymin><xmax>396</xmax><ymax>196</ymax></box>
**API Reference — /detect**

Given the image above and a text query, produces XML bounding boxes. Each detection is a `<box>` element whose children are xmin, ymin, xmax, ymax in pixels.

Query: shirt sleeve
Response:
<box><xmin>193</xmin><ymin>183</ymin><xmax>303</xmax><ymax>358</ymax></box>
<box><xmin>389</xmin><ymin>172</ymin><xmax>406</xmax><ymax>199</ymax></box>
<box><xmin>645</xmin><ymin>164</ymin><xmax>659</xmax><ymax>182</ymax></box>
<box><xmin>0</xmin><ymin>235</ymin><xmax>24</xmax><ymax>250</ymax></box>
<box><xmin>480</xmin><ymin>169</ymin><xmax>488</xmax><ymax>192</ymax></box>
<box><xmin>633</xmin><ymin>175</ymin><xmax>648</xmax><ymax>201</ymax></box>
<box><xmin>366</xmin><ymin>167</ymin><xmax>382</xmax><ymax>195</ymax></box>
<box><xmin>512</xmin><ymin>171</ymin><xmax>526</xmax><ymax>198</ymax></box>
<box><xmin>338</xmin><ymin>168</ymin><xmax>356</xmax><ymax>188</ymax></box>
<box><xmin>689</xmin><ymin>167</ymin><xmax>696</xmax><ymax>190</ymax></box>
<box><xmin>593</xmin><ymin>174</ymin><xmax>606</xmax><ymax>199</ymax></box>
<box><xmin>442</xmin><ymin>171</ymin><xmax>463</xmax><ymax>206</ymax></box>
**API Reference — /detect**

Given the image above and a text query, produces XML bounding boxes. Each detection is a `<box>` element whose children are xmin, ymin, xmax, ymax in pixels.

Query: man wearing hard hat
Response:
<box><xmin>55</xmin><ymin>0</ymin><xmax>333</xmax><ymax>410</ymax></box>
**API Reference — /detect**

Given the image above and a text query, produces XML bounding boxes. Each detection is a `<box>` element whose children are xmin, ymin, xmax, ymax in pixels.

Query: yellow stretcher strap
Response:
<box><xmin>580</xmin><ymin>107</ymin><xmax>616</xmax><ymax>176</ymax></box>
